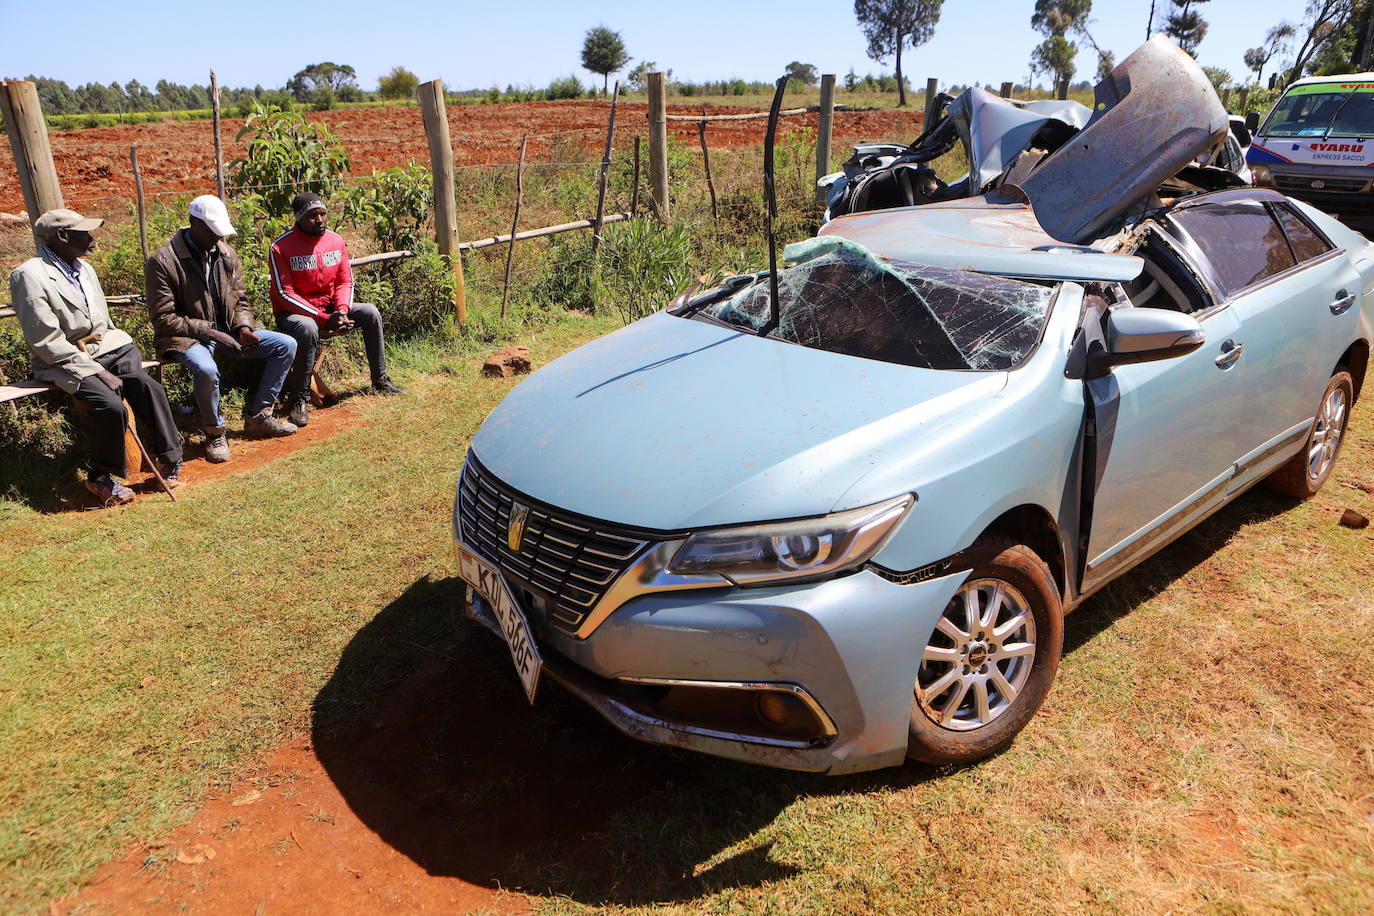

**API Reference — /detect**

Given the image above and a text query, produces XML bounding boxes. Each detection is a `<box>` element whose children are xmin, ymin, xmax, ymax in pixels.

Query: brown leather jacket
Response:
<box><xmin>145</xmin><ymin>229</ymin><xmax>262</xmax><ymax>359</ymax></box>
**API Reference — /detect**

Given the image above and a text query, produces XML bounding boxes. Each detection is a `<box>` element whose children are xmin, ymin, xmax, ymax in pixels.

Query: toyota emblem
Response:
<box><xmin>507</xmin><ymin>502</ymin><xmax>530</xmax><ymax>552</ymax></box>
<box><xmin>1311</xmin><ymin>179</ymin><xmax>1326</xmax><ymax>190</ymax></box>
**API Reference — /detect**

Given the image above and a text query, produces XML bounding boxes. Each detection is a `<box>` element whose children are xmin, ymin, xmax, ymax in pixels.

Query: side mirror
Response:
<box><xmin>1089</xmin><ymin>308</ymin><xmax>1205</xmax><ymax>375</ymax></box>
<box><xmin>1230</xmin><ymin>121</ymin><xmax>1252</xmax><ymax>148</ymax></box>
<box><xmin>1244</xmin><ymin>111</ymin><xmax>1260</xmax><ymax>133</ymax></box>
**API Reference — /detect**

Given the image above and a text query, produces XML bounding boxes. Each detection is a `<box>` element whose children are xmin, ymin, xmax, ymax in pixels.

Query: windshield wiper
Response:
<box><xmin>1323</xmin><ymin>90</ymin><xmax>1360</xmax><ymax>140</ymax></box>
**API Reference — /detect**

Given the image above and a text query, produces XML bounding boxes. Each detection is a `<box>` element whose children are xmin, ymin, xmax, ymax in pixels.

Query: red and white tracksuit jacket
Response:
<box><xmin>268</xmin><ymin>228</ymin><xmax>353</xmax><ymax>326</ymax></box>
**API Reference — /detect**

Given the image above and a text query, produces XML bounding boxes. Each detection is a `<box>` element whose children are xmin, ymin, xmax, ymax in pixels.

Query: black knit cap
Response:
<box><xmin>291</xmin><ymin>192</ymin><xmax>326</xmax><ymax>219</ymax></box>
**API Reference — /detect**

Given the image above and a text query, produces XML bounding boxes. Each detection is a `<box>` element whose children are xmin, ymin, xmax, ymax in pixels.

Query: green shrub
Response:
<box><xmin>337</xmin><ymin>163</ymin><xmax>433</xmax><ymax>251</ymax></box>
<box><xmin>228</xmin><ymin>103</ymin><xmax>350</xmax><ymax>213</ymax></box>
<box><xmin>545</xmin><ymin>75</ymin><xmax>584</xmax><ymax>100</ymax></box>
<box><xmin>533</xmin><ymin>217</ymin><xmax>693</xmax><ymax>321</ymax></box>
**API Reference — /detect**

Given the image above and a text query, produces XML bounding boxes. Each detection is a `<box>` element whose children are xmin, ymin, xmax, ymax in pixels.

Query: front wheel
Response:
<box><xmin>907</xmin><ymin>539</ymin><xmax>1063</xmax><ymax>765</ymax></box>
<box><xmin>1264</xmin><ymin>370</ymin><xmax>1354</xmax><ymax>499</ymax></box>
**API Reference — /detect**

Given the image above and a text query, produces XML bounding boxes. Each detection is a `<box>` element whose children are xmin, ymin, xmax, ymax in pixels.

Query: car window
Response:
<box><xmin>1260</xmin><ymin>87</ymin><xmax>1360</xmax><ymax>138</ymax></box>
<box><xmin>1169</xmin><ymin>201</ymin><xmax>1297</xmax><ymax>297</ymax></box>
<box><xmin>1274</xmin><ymin>204</ymin><xmax>1335</xmax><ymax>263</ymax></box>
<box><xmin>1326</xmin><ymin>88</ymin><xmax>1374</xmax><ymax>138</ymax></box>
<box><xmin>692</xmin><ymin>239</ymin><xmax>1056</xmax><ymax>371</ymax></box>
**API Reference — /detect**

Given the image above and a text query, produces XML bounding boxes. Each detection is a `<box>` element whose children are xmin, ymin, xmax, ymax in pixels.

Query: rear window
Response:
<box><xmin>691</xmin><ymin>239</ymin><xmax>1056</xmax><ymax>371</ymax></box>
<box><xmin>1260</xmin><ymin>84</ymin><xmax>1374</xmax><ymax>138</ymax></box>
<box><xmin>1275</xmin><ymin>205</ymin><xmax>1335</xmax><ymax>263</ymax></box>
<box><xmin>1171</xmin><ymin>201</ymin><xmax>1296</xmax><ymax>297</ymax></box>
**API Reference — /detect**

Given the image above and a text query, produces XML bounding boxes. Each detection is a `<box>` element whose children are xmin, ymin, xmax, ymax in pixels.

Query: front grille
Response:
<box><xmin>457</xmin><ymin>454</ymin><xmax>655</xmax><ymax>633</ymax></box>
<box><xmin>1274</xmin><ymin>174</ymin><xmax>1368</xmax><ymax>194</ymax></box>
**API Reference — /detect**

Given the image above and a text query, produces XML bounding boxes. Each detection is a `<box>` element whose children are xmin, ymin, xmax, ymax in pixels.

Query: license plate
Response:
<box><xmin>456</xmin><ymin>545</ymin><xmax>542</xmax><ymax>703</ymax></box>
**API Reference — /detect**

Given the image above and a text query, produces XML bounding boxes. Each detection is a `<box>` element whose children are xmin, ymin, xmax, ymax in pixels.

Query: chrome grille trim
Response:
<box><xmin>457</xmin><ymin>454</ymin><xmax>657</xmax><ymax>633</ymax></box>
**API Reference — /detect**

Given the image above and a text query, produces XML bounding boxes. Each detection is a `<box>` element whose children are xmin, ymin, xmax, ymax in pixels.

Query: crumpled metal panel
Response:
<box><xmin>951</xmin><ymin>87</ymin><xmax>1091</xmax><ymax>190</ymax></box>
<box><xmin>1014</xmin><ymin>34</ymin><xmax>1228</xmax><ymax>245</ymax></box>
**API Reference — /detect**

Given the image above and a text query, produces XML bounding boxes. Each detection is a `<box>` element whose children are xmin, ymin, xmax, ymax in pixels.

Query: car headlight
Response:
<box><xmin>668</xmin><ymin>494</ymin><xmax>915</xmax><ymax>585</ymax></box>
<box><xmin>1250</xmin><ymin>164</ymin><xmax>1271</xmax><ymax>186</ymax></box>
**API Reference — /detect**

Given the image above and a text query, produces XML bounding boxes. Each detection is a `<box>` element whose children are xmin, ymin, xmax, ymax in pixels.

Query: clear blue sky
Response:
<box><xmin>0</xmin><ymin>0</ymin><xmax>1308</xmax><ymax>93</ymax></box>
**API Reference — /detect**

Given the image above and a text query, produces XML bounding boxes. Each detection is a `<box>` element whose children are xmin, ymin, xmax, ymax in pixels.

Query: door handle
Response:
<box><xmin>1331</xmin><ymin>290</ymin><xmax>1356</xmax><ymax>315</ymax></box>
<box><xmin>1215</xmin><ymin>340</ymin><xmax>1243</xmax><ymax>369</ymax></box>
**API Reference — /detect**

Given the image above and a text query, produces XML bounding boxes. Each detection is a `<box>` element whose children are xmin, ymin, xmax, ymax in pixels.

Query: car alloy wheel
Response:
<box><xmin>917</xmin><ymin>579</ymin><xmax>1038</xmax><ymax>731</ymax></box>
<box><xmin>1307</xmin><ymin>381</ymin><xmax>1348</xmax><ymax>481</ymax></box>
<box><xmin>907</xmin><ymin>539</ymin><xmax>1063</xmax><ymax>765</ymax></box>
<box><xmin>1265</xmin><ymin>370</ymin><xmax>1355</xmax><ymax>499</ymax></box>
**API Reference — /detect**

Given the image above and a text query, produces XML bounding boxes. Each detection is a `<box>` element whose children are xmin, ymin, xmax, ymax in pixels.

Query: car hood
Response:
<box><xmin>1015</xmin><ymin>34</ymin><xmax>1229</xmax><ymax>244</ymax></box>
<box><xmin>471</xmin><ymin>312</ymin><xmax>1008</xmax><ymax>531</ymax></box>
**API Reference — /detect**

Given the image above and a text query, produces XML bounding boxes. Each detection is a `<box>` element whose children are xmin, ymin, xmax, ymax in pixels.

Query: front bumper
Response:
<box><xmin>1265</xmin><ymin>163</ymin><xmax>1374</xmax><ymax>230</ymax></box>
<box><xmin>457</xmin><ymin>536</ymin><xmax>968</xmax><ymax>774</ymax></box>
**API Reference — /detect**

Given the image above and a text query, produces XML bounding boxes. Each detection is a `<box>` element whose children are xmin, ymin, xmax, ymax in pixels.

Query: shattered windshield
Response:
<box><xmin>691</xmin><ymin>238</ymin><xmax>1055</xmax><ymax>371</ymax></box>
<box><xmin>1261</xmin><ymin>84</ymin><xmax>1374</xmax><ymax>138</ymax></box>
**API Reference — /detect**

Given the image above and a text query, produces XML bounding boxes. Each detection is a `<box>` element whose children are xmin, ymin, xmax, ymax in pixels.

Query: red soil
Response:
<box><xmin>0</xmin><ymin>100</ymin><xmax>923</xmax><ymax>215</ymax></box>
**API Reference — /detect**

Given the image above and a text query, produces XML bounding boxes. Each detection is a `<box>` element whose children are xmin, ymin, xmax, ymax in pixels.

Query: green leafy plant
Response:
<box><xmin>337</xmin><ymin>163</ymin><xmax>433</xmax><ymax>251</ymax></box>
<box><xmin>228</xmin><ymin>103</ymin><xmax>351</xmax><ymax>213</ymax></box>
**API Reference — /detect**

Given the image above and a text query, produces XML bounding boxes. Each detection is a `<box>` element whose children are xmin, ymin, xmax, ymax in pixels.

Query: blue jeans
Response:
<box><xmin>171</xmin><ymin>331</ymin><xmax>296</xmax><ymax>429</ymax></box>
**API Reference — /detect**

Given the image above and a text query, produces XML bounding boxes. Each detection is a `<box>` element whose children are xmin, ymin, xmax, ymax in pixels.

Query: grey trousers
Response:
<box><xmin>275</xmin><ymin>303</ymin><xmax>389</xmax><ymax>402</ymax></box>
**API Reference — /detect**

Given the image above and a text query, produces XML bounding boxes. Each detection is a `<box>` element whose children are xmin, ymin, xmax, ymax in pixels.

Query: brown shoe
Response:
<box><xmin>244</xmin><ymin>410</ymin><xmax>297</xmax><ymax>439</ymax></box>
<box><xmin>204</xmin><ymin>427</ymin><xmax>230</xmax><ymax>463</ymax></box>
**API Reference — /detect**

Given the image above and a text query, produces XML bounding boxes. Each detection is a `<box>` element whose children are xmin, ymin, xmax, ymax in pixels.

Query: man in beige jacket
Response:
<box><xmin>9</xmin><ymin>209</ymin><xmax>183</xmax><ymax>505</ymax></box>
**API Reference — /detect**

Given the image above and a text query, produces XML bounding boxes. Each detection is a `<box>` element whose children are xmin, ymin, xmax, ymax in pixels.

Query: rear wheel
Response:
<box><xmin>907</xmin><ymin>540</ymin><xmax>1063</xmax><ymax>765</ymax></box>
<box><xmin>1264</xmin><ymin>370</ymin><xmax>1354</xmax><ymax>499</ymax></box>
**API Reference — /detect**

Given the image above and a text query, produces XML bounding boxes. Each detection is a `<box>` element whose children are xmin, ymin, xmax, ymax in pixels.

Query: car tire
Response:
<box><xmin>1263</xmin><ymin>369</ymin><xmax>1354</xmax><ymax>499</ymax></box>
<box><xmin>907</xmin><ymin>538</ymin><xmax>1063</xmax><ymax>766</ymax></box>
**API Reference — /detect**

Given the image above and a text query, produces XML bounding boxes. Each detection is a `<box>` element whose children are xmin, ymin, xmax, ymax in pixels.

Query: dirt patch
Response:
<box><xmin>52</xmin><ymin>400</ymin><xmax>363</xmax><ymax>513</ymax></box>
<box><xmin>56</xmin><ymin>733</ymin><xmax>531</xmax><ymax>916</ymax></box>
<box><xmin>0</xmin><ymin>100</ymin><xmax>923</xmax><ymax>214</ymax></box>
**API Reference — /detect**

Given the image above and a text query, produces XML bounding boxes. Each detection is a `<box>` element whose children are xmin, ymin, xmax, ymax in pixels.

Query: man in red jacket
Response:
<box><xmin>269</xmin><ymin>192</ymin><xmax>403</xmax><ymax>426</ymax></box>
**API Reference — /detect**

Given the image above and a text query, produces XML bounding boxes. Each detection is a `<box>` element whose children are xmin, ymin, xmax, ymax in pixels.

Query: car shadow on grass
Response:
<box><xmin>312</xmin><ymin>489</ymin><xmax>1296</xmax><ymax>905</ymax></box>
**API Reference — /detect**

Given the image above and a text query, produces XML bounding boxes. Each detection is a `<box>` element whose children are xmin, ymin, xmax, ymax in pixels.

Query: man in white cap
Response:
<box><xmin>146</xmin><ymin>195</ymin><xmax>298</xmax><ymax>462</ymax></box>
<box><xmin>9</xmin><ymin>208</ymin><xmax>183</xmax><ymax>505</ymax></box>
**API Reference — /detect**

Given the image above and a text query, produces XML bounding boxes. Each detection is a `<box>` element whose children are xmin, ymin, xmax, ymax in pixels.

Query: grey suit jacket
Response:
<box><xmin>8</xmin><ymin>250</ymin><xmax>133</xmax><ymax>394</ymax></box>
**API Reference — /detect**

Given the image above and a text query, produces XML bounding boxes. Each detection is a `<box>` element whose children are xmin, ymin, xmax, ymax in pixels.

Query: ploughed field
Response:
<box><xmin>0</xmin><ymin>100</ymin><xmax>924</xmax><ymax>215</ymax></box>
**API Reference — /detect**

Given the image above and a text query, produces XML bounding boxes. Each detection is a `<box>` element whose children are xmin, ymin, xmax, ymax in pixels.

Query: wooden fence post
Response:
<box><xmin>1238</xmin><ymin>87</ymin><xmax>1251</xmax><ymax>114</ymax></box>
<box><xmin>923</xmin><ymin>78</ymin><xmax>939</xmax><ymax>126</ymax></box>
<box><xmin>999</xmin><ymin>81</ymin><xmax>1014</xmax><ymax>99</ymax></box>
<box><xmin>698</xmin><ymin>120</ymin><xmax>718</xmax><ymax>219</ymax></box>
<box><xmin>1221</xmin><ymin>86</ymin><xmax>1232</xmax><ymax>109</ymax></box>
<box><xmin>210</xmin><ymin>70</ymin><xmax>226</xmax><ymax>199</ymax></box>
<box><xmin>591</xmin><ymin>82</ymin><xmax>619</xmax><ymax>259</ymax></box>
<box><xmin>0</xmin><ymin>80</ymin><xmax>63</xmax><ymax>243</ymax></box>
<box><xmin>816</xmin><ymin>73</ymin><xmax>835</xmax><ymax>201</ymax></box>
<box><xmin>500</xmin><ymin>136</ymin><xmax>526</xmax><ymax>321</ymax></box>
<box><xmin>647</xmin><ymin>72</ymin><xmax>669</xmax><ymax>220</ymax></box>
<box><xmin>418</xmin><ymin>78</ymin><xmax>467</xmax><ymax>324</ymax></box>
<box><xmin>631</xmin><ymin>136</ymin><xmax>641</xmax><ymax>217</ymax></box>
<box><xmin>130</xmin><ymin>145</ymin><xmax>148</xmax><ymax>264</ymax></box>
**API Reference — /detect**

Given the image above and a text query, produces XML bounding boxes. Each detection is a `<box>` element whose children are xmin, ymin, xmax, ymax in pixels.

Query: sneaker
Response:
<box><xmin>285</xmin><ymin>397</ymin><xmax>310</xmax><ymax>428</ymax></box>
<box><xmin>86</xmin><ymin>473</ymin><xmax>135</xmax><ymax>507</ymax></box>
<box><xmin>244</xmin><ymin>410</ymin><xmax>297</xmax><ymax>439</ymax></box>
<box><xmin>204</xmin><ymin>428</ymin><xmax>230</xmax><ymax>463</ymax></box>
<box><xmin>372</xmin><ymin>377</ymin><xmax>404</xmax><ymax>396</ymax></box>
<box><xmin>157</xmin><ymin>459</ymin><xmax>183</xmax><ymax>488</ymax></box>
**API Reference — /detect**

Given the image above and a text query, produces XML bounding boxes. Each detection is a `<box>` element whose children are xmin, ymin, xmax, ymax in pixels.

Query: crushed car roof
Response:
<box><xmin>818</xmin><ymin>197</ymin><xmax>1144</xmax><ymax>282</ymax></box>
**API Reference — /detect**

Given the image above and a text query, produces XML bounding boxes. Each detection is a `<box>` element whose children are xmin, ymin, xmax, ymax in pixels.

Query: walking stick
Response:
<box><xmin>123</xmin><ymin>399</ymin><xmax>176</xmax><ymax>502</ymax></box>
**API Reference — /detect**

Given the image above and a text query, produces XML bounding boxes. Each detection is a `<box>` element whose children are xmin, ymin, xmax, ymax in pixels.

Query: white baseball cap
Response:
<box><xmin>188</xmin><ymin>195</ymin><xmax>236</xmax><ymax>238</ymax></box>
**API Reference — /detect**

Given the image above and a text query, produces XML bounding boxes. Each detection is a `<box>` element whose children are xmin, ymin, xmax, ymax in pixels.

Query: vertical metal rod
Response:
<box><xmin>698</xmin><ymin>120</ymin><xmax>718</xmax><ymax>220</ymax></box>
<box><xmin>647</xmin><ymin>72</ymin><xmax>669</xmax><ymax>219</ymax></box>
<box><xmin>815</xmin><ymin>74</ymin><xmax>835</xmax><ymax>201</ymax></box>
<box><xmin>630</xmin><ymin>136</ymin><xmax>641</xmax><ymax>217</ymax></box>
<box><xmin>211</xmin><ymin>70</ymin><xmax>225</xmax><ymax>199</ymax></box>
<box><xmin>761</xmin><ymin>76</ymin><xmax>787</xmax><ymax>336</ymax></box>
<box><xmin>590</xmin><ymin>82</ymin><xmax>619</xmax><ymax>259</ymax></box>
<box><xmin>131</xmin><ymin>144</ymin><xmax>148</xmax><ymax>265</ymax></box>
<box><xmin>500</xmin><ymin>136</ymin><xmax>527</xmax><ymax>321</ymax></box>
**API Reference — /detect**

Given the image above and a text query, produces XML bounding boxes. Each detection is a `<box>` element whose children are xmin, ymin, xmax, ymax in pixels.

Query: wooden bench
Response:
<box><xmin>0</xmin><ymin>303</ymin><xmax>161</xmax><ymax>405</ymax></box>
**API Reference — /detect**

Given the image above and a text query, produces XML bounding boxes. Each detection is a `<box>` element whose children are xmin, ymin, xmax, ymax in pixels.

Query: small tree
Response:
<box><xmin>1031</xmin><ymin>35</ymin><xmax>1078</xmax><ymax>98</ymax></box>
<box><xmin>1163</xmin><ymin>0</ymin><xmax>1212</xmax><ymax>56</ymax></box>
<box><xmin>1244</xmin><ymin>23</ymin><xmax>1295</xmax><ymax>85</ymax></box>
<box><xmin>378</xmin><ymin>66</ymin><xmax>420</xmax><ymax>100</ymax></box>
<box><xmin>784</xmin><ymin>61</ymin><xmax>820</xmax><ymax>87</ymax></box>
<box><xmin>287</xmin><ymin>62</ymin><xmax>359</xmax><ymax>103</ymax></box>
<box><xmin>581</xmin><ymin>25</ymin><xmax>631</xmax><ymax>93</ymax></box>
<box><xmin>625</xmin><ymin>61</ymin><xmax>659</xmax><ymax>92</ymax></box>
<box><xmin>854</xmin><ymin>0</ymin><xmax>945</xmax><ymax>107</ymax></box>
<box><xmin>1030</xmin><ymin>1</ymin><xmax>1092</xmax><ymax>98</ymax></box>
